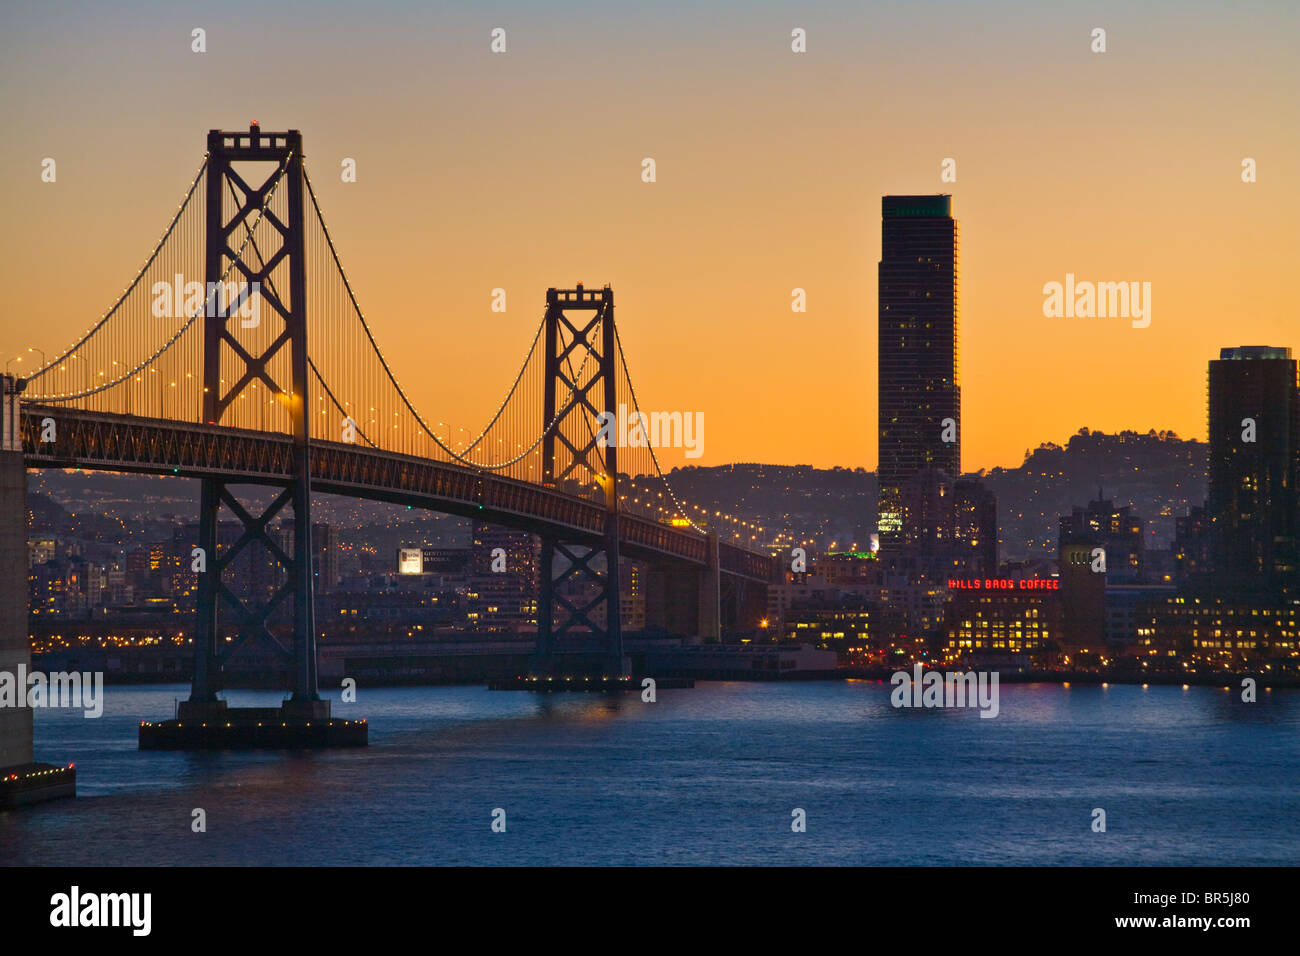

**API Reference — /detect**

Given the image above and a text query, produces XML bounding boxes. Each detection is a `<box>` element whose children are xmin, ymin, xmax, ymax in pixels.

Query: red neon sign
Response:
<box><xmin>946</xmin><ymin>578</ymin><xmax>1059</xmax><ymax>591</ymax></box>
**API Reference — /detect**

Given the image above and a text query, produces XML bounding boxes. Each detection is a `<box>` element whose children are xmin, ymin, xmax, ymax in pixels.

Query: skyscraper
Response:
<box><xmin>1206</xmin><ymin>346</ymin><xmax>1300</xmax><ymax>598</ymax></box>
<box><xmin>1057</xmin><ymin>493</ymin><xmax>1146</xmax><ymax>657</ymax></box>
<box><xmin>469</xmin><ymin>522</ymin><xmax>539</xmax><ymax>632</ymax></box>
<box><xmin>1058</xmin><ymin>493</ymin><xmax>1145</xmax><ymax>585</ymax></box>
<box><xmin>898</xmin><ymin>469</ymin><xmax>996</xmax><ymax>576</ymax></box>
<box><xmin>877</xmin><ymin>195</ymin><xmax>960</xmax><ymax>549</ymax></box>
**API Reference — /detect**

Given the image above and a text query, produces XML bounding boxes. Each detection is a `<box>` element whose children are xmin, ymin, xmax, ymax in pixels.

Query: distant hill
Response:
<box><xmin>981</xmin><ymin>428</ymin><xmax>1205</xmax><ymax>559</ymax></box>
<box><xmin>661</xmin><ymin>463</ymin><xmax>877</xmax><ymax>552</ymax></box>
<box><xmin>26</xmin><ymin>428</ymin><xmax>1207</xmax><ymax>560</ymax></box>
<box><xmin>660</xmin><ymin>429</ymin><xmax>1205</xmax><ymax>559</ymax></box>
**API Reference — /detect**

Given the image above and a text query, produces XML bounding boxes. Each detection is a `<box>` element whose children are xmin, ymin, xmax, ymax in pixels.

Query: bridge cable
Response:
<box><xmin>301</xmin><ymin>164</ymin><xmax>595</xmax><ymax>470</ymax></box>
<box><xmin>24</xmin><ymin>157</ymin><xmax>210</xmax><ymax>385</ymax></box>
<box><xmin>219</xmin><ymin>174</ymin><xmax>378</xmax><ymax>449</ymax></box>
<box><xmin>612</xmin><ymin>323</ymin><xmax>707</xmax><ymax>536</ymax></box>
<box><xmin>26</xmin><ymin>154</ymin><xmax>294</xmax><ymax>403</ymax></box>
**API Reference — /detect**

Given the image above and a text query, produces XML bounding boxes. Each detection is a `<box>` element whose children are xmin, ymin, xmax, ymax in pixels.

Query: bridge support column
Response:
<box><xmin>190</xmin><ymin>480</ymin><xmax>221</xmax><ymax>705</ymax></box>
<box><xmin>603</xmin><ymin>508</ymin><xmax>623</xmax><ymax>674</ymax></box>
<box><xmin>143</xmin><ymin>124</ymin><xmax>350</xmax><ymax>746</ymax></box>
<box><xmin>699</xmin><ymin>531</ymin><xmax>721</xmax><ymax>642</ymax></box>
<box><xmin>727</xmin><ymin>576</ymin><xmax>770</xmax><ymax>635</ymax></box>
<box><xmin>531</xmin><ymin>286</ymin><xmax>625</xmax><ymax>680</ymax></box>
<box><xmin>535</xmin><ymin>536</ymin><xmax>557</xmax><ymax>667</ymax></box>
<box><xmin>644</xmin><ymin>561</ymin><xmax>700</xmax><ymax>638</ymax></box>
<box><xmin>0</xmin><ymin>374</ymin><xmax>75</xmax><ymax>806</ymax></box>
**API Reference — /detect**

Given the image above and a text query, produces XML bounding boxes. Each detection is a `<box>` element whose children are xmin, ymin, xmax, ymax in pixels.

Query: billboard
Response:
<box><xmin>397</xmin><ymin>548</ymin><xmax>424</xmax><ymax>575</ymax></box>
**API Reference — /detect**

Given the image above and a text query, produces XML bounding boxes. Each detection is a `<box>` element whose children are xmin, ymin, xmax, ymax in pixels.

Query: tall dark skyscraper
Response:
<box><xmin>1207</xmin><ymin>346</ymin><xmax>1300</xmax><ymax>598</ymax></box>
<box><xmin>877</xmin><ymin>195</ymin><xmax>960</xmax><ymax>548</ymax></box>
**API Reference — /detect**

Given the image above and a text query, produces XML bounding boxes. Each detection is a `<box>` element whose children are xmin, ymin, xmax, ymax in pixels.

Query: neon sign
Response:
<box><xmin>946</xmin><ymin>579</ymin><xmax>1059</xmax><ymax>591</ymax></box>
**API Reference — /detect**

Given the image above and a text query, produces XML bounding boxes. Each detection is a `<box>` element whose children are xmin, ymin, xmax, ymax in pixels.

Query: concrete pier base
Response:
<box><xmin>0</xmin><ymin>762</ymin><xmax>76</xmax><ymax>808</ymax></box>
<box><xmin>1</xmin><ymin>374</ymin><xmax>74</xmax><ymax>806</ymax></box>
<box><xmin>139</xmin><ymin>699</ymin><xmax>366</xmax><ymax>750</ymax></box>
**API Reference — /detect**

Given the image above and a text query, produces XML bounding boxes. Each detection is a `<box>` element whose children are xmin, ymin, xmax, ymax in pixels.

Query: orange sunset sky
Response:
<box><xmin>1</xmin><ymin>0</ymin><xmax>1297</xmax><ymax>472</ymax></box>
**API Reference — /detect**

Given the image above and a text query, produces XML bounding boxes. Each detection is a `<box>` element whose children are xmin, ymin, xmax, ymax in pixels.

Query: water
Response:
<box><xmin>2</xmin><ymin>681</ymin><xmax>1297</xmax><ymax>865</ymax></box>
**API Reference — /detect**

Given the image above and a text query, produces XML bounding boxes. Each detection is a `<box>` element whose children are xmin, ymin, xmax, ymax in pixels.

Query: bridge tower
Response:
<box><xmin>183</xmin><ymin>125</ymin><xmax>322</xmax><ymax>720</ymax></box>
<box><xmin>535</xmin><ymin>285</ymin><xmax>624</xmax><ymax>677</ymax></box>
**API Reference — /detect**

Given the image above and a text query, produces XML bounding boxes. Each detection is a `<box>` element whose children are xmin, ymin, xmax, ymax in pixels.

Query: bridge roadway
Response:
<box><xmin>20</xmin><ymin>405</ymin><xmax>777</xmax><ymax>582</ymax></box>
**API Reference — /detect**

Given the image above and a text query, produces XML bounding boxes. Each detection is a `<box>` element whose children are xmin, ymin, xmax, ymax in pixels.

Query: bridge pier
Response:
<box><xmin>643</xmin><ymin>545</ymin><xmax>723</xmax><ymax>642</ymax></box>
<box><xmin>644</xmin><ymin>562</ymin><xmax>692</xmax><ymax>636</ymax></box>
<box><xmin>0</xmin><ymin>375</ymin><xmax>75</xmax><ymax>807</ymax></box>
<box><xmin>727</xmin><ymin>575</ymin><xmax>771</xmax><ymax>636</ymax></box>
<box><xmin>699</xmin><ymin>531</ymin><xmax>721</xmax><ymax>642</ymax></box>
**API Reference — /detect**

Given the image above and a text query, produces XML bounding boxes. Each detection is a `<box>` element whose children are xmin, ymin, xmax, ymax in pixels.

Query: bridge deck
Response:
<box><xmin>21</xmin><ymin>406</ymin><xmax>776</xmax><ymax>580</ymax></box>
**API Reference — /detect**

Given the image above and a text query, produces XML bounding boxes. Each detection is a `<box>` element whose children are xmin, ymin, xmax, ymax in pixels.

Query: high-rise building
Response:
<box><xmin>1206</xmin><ymin>347</ymin><xmax>1300</xmax><ymax>598</ymax></box>
<box><xmin>313</xmin><ymin>522</ymin><xmax>338</xmax><ymax>594</ymax></box>
<box><xmin>619</xmin><ymin>560</ymin><xmax>646</xmax><ymax>632</ymax></box>
<box><xmin>953</xmin><ymin>477</ymin><xmax>997</xmax><ymax>575</ymax></box>
<box><xmin>897</xmin><ymin>469</ymin><xmax>996</xmax><ymax>576</ymax></box>
<box><xmin>1057</xmin><ymin>494</ymin><xmax>1146</xmax><ymax>658</ymax></box>
<box><xmin>1173</xmin><ymin>504</ymin><xmax>1211</xmax><ymax>590</ymax></box>
<box><xmin>1059</xmin><ymin>493</ymin><xmax>1145</xmax><ymax>584</ymax></box>
<box><xmin>469</xmin><ymin>522</ymin><xmax>539</xmax><ymax>632</ymax></box>
<box><xmin>877</xmin><ymin>195</ymin><xmax>960</xmax><ymax>548</ymax></box>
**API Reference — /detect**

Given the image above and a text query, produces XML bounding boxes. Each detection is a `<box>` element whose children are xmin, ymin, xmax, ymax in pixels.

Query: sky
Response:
<box><xmin>1</xmin><ymin>0</ymin><xmax>1297</xmax><ymax>471</ymax></box>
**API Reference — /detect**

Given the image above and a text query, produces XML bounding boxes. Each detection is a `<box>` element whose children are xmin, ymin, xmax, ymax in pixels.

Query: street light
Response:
<box><xmin>7</xmin><ymin>347</ymin><xmax>47</xmax><ymax>380</ymax></box>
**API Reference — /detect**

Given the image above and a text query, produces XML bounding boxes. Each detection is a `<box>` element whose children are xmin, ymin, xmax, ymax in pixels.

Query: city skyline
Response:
<box><xmin>3</xmin><ymin>1</ymin><xmax>1299</xmax><ymax>895</ymax></box>
<box><xmin>2</xmin><ymin>1</ymin><xmax>1297</xmax><ymax>472</ymax></box>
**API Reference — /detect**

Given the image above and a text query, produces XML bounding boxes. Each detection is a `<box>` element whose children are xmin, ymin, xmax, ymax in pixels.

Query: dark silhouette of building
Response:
<box><xmin>897</xmin><ymin>468</ymin><xmax>997</xmax><ymax>576</ymax></box>
<box><xmin>877</xmin><ymin>195</ymin><xmax>960</xmax><ymax>549</ymax></box>
<box><xmin>314</xmin><ymin>523</ymin><xmax>337</xmax><ymax>593</ymax></box>
<box><xmin>952</xmin><ymin>477</ymin><xmax>997</xmax><ymax>574</ymax></box>
<box><xmin>1057</xmin><ymin>492</ymin><xmax>1146</xmax><ymax>660</ymax></box>
<box><xmin>1059</xmin><ymin>492</ymin><xmax>1145</xmax><ymax>583</ymax></box>
<box><xmin>1174</xmin><ymin>504</ymin><xmax>1211</xmax><ymax>589</ymax></box>
<box><xmin>469</xmin><ymin>522</ymin><xmax>539</xmax><ymax>632</ymax></box>
<box><xmin>1206</xmin><ymin>346</ymin><xmax>1300</xmax><ymax>598</ymax></box>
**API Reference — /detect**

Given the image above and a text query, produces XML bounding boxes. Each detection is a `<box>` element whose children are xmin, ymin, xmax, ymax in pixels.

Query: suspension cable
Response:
<box><xmin>302</xmin><ymin>163</ymin><xmax>594</xmax><ymax>470</ymax></box>
<box><xmin>25</xmin><ymin>157</ymin><xmax>210</xmax><ymax>383</ymax></box>
<box><xmin>612</xmin><ymin>322</ymin><xmax>706</xmax><ymax>535</ymax></box>
<box><xmin>28</xmin><ymin>153</ymin><xmax>293</xmax><ymax>402</ymax></box>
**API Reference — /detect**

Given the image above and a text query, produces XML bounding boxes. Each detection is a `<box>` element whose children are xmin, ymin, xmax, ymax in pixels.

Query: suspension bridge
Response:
<box><xmin>2</xmin><ymin>125</ymin><xmax>776</xmax><ymax>745</ymax></box>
